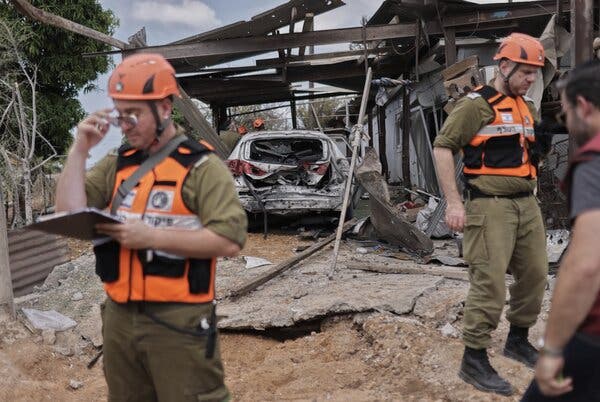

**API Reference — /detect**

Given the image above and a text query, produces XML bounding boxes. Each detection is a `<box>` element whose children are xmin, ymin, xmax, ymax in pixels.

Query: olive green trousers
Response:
<box><xmin>101</xmin><ymin>298</ymin><xmax>230</xmax><ymax>402</ymax></box>
<box><xmin>462</xmin><ymin>195</ymin><xmax>548</xmax><ymax>349</ymax></box>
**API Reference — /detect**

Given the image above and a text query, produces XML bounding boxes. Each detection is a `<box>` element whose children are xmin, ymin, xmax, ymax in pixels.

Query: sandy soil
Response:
<box><xmin>0</xmin><ymin>232</ymin><xmax>548</xmax><ymax>402</ymax></box>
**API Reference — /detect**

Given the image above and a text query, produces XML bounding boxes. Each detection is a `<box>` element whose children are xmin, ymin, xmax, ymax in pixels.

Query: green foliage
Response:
<box><xmin>230</xmin><ymin>103</ymin><xmax>288</xmax><ymax>131</ymax></box>
<box><xmin>297</xmin><ymin>97</ymin><xmax>350</xmax><ymax>130</ymax></box>
<box><xmin>0</xmin><ymin>0</ymin><xmax>118</xmax><ymax>156</ymax></box>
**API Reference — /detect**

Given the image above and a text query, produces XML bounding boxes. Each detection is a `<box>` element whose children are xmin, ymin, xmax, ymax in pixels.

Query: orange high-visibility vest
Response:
<box><xmin>94</xmin><ymin>138</ymin><xmax>215</xmax><ymax>303</ymax></box>
<box><xmin>462</xmin><ymin>86</ymin><xmax>537</xmax><ymax>178</ymax></box>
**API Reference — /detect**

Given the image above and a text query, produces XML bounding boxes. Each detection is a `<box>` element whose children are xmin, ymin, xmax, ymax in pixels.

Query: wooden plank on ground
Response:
<box><xmin>345</xmin><ymin>262</ymin><xmax>469</xmax><ymax>282</ymax></box>
<box><xmin>228</xmin><ymin>218</ymin><xmax>357</xmax><ymax>299</ymax></box>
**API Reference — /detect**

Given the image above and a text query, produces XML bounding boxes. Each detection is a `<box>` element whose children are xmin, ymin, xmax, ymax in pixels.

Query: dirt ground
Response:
<box><xmin>0</xmin><ymin>232</ymin><xmax>549</xmax><ymax>402</ymax></box>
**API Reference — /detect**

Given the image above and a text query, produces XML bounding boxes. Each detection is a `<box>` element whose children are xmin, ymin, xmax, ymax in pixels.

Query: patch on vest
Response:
<box><xmin>148</xmin><ymin>190</ymin><xmax>174</xmax><ymax>211</ymax></box>
<box><xmin>501</xmin><ymin>113</ymin><xmax>514</xmax><ymax>123</ymax></box>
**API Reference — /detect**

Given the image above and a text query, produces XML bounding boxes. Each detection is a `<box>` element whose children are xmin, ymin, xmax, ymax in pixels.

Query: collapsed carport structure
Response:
<box><xmin>81</xmin><ymin>0</ymin><xmax>592</xmax><ymax>161</ymax></box>
<box><xmin>11</xmin><ymin>0</ymin><xmax>597</xmax><ymax>160</ymax></box>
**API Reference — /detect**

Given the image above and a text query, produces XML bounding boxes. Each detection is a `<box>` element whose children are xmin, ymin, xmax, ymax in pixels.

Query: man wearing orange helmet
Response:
<box><xmin>252</xmin><ymin>117</ymin><xmax>265</xmax><ymax>131</ymax></box>
<box><xmin>433</xmin><ymin>33</ymin><xmax>548</xmax><ymax>396</ymax></box>
<box><xmin>55</xmin><ymin>53</ymin><xmax>247</xmax><ymax>401</ymax></box>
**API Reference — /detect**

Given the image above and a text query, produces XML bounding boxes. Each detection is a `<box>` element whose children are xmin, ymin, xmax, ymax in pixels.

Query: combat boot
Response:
<box><xmin>458</xmin><ymin>346</ymin><xmax>514</xmax><ymax>396</ymax></box>
<box><xmin>503</xmin><ymin>325</ymin><xmax>538</xmax><ymax>368</ymax></box>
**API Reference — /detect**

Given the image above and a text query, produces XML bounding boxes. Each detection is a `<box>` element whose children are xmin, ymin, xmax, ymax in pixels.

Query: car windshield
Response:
<box><xmin>249</xmin><ymin>138</ymin><xmax>324</xmax><ymax>164</ymax></box>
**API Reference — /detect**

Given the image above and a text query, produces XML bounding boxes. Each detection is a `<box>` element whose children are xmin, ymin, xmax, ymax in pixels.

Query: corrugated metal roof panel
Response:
<box><xmin>8</xmin><ymin>230</ymin><xmax>70</xmax><ymax>296</ymax></box>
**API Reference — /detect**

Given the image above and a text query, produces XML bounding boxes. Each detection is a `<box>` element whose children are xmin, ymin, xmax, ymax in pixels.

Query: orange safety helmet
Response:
<box><xmin>108</xmin><ymin>53</ymin><xmax>181</xmax><ymax>100</ymax></box>
<box><xmin>493</xmin><ymin>33</ymin><xmax>545</xmax><ymax>67</ymax></box>
<box><xmin>237</xmin><ymin>125</ymin><xmax>248</xmax><ymax>135</ymax></box>
<box><xmin>252</xmin><ymin>117</ymin><xmax>265</xmax><ymax>129</ymax></box>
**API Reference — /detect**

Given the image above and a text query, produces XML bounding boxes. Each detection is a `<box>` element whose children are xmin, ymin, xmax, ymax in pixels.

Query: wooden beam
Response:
<box><xmin>298</xmin><ymin>13</ymin><xmax>314</xmax><ymax>57</ymax></box>
<box><xmin>256</xmin><ymin>47</ymin><xmax>393</xmax><ymax>67</ymax></box>
<box><xmin>172</xmin><ymin>87</ymin><xmax>230</xmax><ymax>159</ymax></box>
<box><xmin>345</xmin><ymin>262</ymin><xmax>469</xmax><ymax>282</ymax></box>
<box><xmin>286</xmin><ymin>6</ymin><xmax>297</xmax><ymax>56</ymax></box>
<box><xmin>228</xmin><ymin>218</ymin><xmax>357</xmax><ymax>299</ymax></box>
<box><xmin>87</xmin><ymin>24</ymin><xmax>428</xmax><ymax>60</ymax></box>
<box><xmin>9</xmin><ymin>0</ymin><xmax>128</xmax><ymax>49</ymax></box>
<box><xmin>571</xmin><ymin>0</ymin><xmax>594</xmax><ymax>66</ymax></box>
<box><xmin>444</xmin><ymin>27</ymin><xmax>456</xmax><ymax>67</ymax></box>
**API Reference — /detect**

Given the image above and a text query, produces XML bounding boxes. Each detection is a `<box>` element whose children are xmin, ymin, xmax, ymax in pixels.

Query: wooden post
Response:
<box><xmin>328</xmin><ymin>68</ymin><xmax>373</xmax><ymax>278</ymax></box>
<box><xmin>444</xmin><ymin>27</ymin><xmax>456</xmax><ymax>67</ymax></box>
<box><xmin>401</xmin><ymin>86</ymin><xmax>412</xmax><ymax>190</ymax></box>
<box><xmin>290</xmin><ymin>99</ymin><xmax>297</xmax><ymax>129</ymax></box>
<box><xmin>0</xmin><ymin>193</ymin><xmax>15</xmax><ymax>319</ymax></box>
<box><xmin>570</xmin><ymin>0</ymin><xmax>594</xmax><ymax>157</ymax></box>
<box><xmin>377</xmin><ymin>106</ymin><xmax>389</xmax><ymax>178</ymax></box>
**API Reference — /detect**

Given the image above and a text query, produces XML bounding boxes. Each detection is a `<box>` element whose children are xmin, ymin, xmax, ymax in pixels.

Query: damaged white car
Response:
<box><xmin>226</xmin><ymin>130</ymin><xmax>351</xmax><ymax>216</ymax></box>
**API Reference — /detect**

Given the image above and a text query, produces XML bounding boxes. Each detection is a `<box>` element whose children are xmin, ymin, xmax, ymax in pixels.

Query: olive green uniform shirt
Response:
<box><xmin>84</xmin><ymin>139</ymin><xmax>247</xmax><ymax>248</ymax></box>
<box><xmin>433</xmin><ymin>95</ymin><xmax>540</xmax><ymax>195</ymax></box>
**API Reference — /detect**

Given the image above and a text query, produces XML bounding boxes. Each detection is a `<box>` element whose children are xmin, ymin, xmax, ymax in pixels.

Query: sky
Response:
<box><xmin>78</xmin><ymin>0</ymin><xmax>380</xmax><ymax>164</ymax></box>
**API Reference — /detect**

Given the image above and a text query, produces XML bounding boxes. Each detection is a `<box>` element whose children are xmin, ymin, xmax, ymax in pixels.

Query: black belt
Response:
<box><xmin>465</xmin><ymin>187</ymin><xmax>533</xmax><ymax>200</ymax></box>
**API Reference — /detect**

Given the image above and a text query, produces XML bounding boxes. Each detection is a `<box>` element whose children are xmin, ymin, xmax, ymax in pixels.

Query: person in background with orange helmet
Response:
<box><xmin>433</xmin><ymin>33</ymin><xmax>548</xmax><ymax>396</ymax></box>
<box><xmin>55</xmin><ymin>53</ymin><xmax>247</xmax><ymax>402</ymax></box>
<box><xmin>252</xmin><ymin>117</ymin><xmax>265</xmax><ymax>131</ymax></box>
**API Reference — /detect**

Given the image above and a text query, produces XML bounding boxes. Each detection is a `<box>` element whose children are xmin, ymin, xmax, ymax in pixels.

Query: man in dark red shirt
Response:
<box><xmin>522</xmin><ymin>60</ymin><xmax>600</xmax><ymax>401</ymax></box>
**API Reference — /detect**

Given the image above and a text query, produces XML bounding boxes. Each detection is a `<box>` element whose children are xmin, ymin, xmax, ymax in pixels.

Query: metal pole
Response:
<box><xmin>570</xmin><ymin>0</ymin><xmax>594</xmax><ymax>157</ymax></box>
<box><xmin>329</xmin><ymin>67</ymin><xmax>373</xmax><ymax>278</ymax></box>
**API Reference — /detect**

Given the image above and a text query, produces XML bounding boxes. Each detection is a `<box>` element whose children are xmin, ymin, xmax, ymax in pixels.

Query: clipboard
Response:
<box><xmin>27</xmin><ymin>207</ymin><xmax>124</xmax><ymax>240</ymax></box>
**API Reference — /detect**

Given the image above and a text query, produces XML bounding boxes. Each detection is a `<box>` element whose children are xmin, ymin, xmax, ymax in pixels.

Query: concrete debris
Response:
<box><xmin>416</xmin><ymin>197</ymin><xmax>451</xmax><ymax>238</ymax></box>
<box><xmin>41</xmin><ymin>329</ymin><xmax>56</xmax><ymax>345</ymax></box>
<box><xmin>71</xmin><ymin>292</ymin><xmax>84</xmax><ymax>301</ymax></box>
<box><xmin>440</xmin><ymin>323</ymin><xmax>459</xmax><ymax>338</ymax></box>
<box><xmin>244</xmin><ymin>256</ymin><xmax>273</xmax><ymax>269</ymax></box>
<box><xmin>53</xmin><ymin>345</ymin><xmax>74</xmax><ymax>356</ymax></box>
<box><xmin>69</xmin><ymin>380</ymin><xmax>83</xmax><ymax>390</ymax></box>
<box><xmin>546</xmin><ymin>229</ymin><xmax>569</xmax><ymax>264</ymax></box>
<box><xmin>428</xmin><ymin>255</ymin><xmax>466</xmax><ymax>267</ymax></box>
<box><xmin>22</xmin><ymin>308</ymin><xmax>77</xmax><ymax>331</ymax></box>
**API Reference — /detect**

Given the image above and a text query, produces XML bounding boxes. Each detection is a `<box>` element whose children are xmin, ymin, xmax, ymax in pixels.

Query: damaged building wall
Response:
<box><xmin>370</xmin><ymin>72</ymin><xmax>446</xmax><ymax>195</ymax></box>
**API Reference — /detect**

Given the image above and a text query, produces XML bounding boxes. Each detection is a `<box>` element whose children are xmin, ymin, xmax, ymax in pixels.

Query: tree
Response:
<box><xmin>297</xmin><ymin>97</ymin><xmax>352</xmax><ymax>130</ymax></box>
<box><xmin>0</xmin><ymin>19</ymin><xmax>57</xmax><ymax>226</ymax></box>
<box><xmin>0</xmin><ymin>0</ymin><xmax>118</xmax><ymax>157</ymax></box>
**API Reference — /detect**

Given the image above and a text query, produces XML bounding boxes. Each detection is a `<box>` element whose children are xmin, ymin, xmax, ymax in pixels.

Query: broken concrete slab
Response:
<box><xmin>218</xmin><ymin>249</ymin><xmax>444</xmax><ymax>330</ymax></box>
<box><xmin>21</xmin><ymin>309</ymin><xmax>76</xmax><ymax>331</ymax></box>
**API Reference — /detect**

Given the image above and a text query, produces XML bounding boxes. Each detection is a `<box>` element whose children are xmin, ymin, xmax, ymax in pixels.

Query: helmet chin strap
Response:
<box><xmin>148</xmin><ymin>100</ymin><xmax>172</xmax><ymax>148</ymax></box>
<box><xmin>498</xmin><ymin>62</ymin><xmax>520</xmax><ymax>97</ymax></box>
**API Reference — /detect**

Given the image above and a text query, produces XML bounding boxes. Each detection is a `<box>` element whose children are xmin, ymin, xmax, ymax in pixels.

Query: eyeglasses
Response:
<box><xmin>106</xmin><ymin>110</ymin><xmax>138</xmax><ymax>128</ymax></box>
<box><xmin>555</xmin><ymin>110</ymin><xmax>566</xmax><ymax>126</ymax></box>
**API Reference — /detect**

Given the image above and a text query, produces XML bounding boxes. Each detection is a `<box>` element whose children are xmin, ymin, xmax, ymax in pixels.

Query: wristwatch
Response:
<box><xmin>537</xmin><ymin>338</ymin><xmax>563</xmax><ymax>357</ymax></box>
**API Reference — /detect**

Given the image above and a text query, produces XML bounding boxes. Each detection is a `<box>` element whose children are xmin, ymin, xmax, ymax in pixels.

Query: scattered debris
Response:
<box><xmin>416</xmin><ymin>197</ymin><xmax>451</xmax><ymax>238</ymax></box>
<box><xmin>244</xmin><ymin>256</ymin><xmax>273</xmax><ymax>269</ymax></box>
<box><xmin>21</xmin><ymin>308</ymin><xmax>77</xmax><ymax>331</ymax></box>
<box><xmin>440</xmin><ymin>322</ymin><xmax>459</xmax><ymax>338</ymax></box>
<box><xmin>71</xmin><ymin>292</ymin><xmax>84</xmax><ymax>301</ymax></box>
<box><xmin>41</xmin><ymin>329</ymin><xmax>56</xmax><ymax>345</ymax></box>
<box><xmin>345</xmin><ymin>261</ymin><xmax>469</xmax><ymax>282</ymax></box>
<box><xmin>547</xmin><ymin>229</ymin><xmax>570</xmax><ymax>265</ymax></box>
<box><xmin>428</xmin><ymin>255</ymin><xmax>467</xmax><ymax>267</ymax></box>
<box><xmin>228</xmin><ymin>219</ymin><xmax>357</xmax><ymax>299</ymax></box>
<box><xmin>69</xmin><ymin>380</ymin><xmax>83</xmax><ymax>390</ymax></box>
<box><xmin>355</xmin><ymin>148</ymin><xmax>434</xmax><ymax>257</ymax></box>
